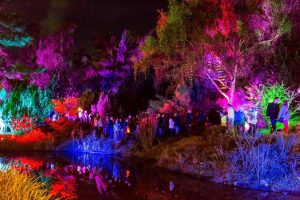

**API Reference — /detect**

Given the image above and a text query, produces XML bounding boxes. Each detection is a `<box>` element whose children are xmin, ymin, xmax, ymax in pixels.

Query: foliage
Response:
<box><xmin>79</xmin><ymin>90</ymin><xmax>95</xmax><ymax>111</ymax></box>
<box><xmin>0</xmin><ymin>170</ymin><xmax>54</xmax><ymax>200</ymax></box>
<box><xmin>12</xmin><ymin>115</ymin><xmax>37</xmax><ymax>134</ymax></box>
<box><xmin>2</xmin><ymin>85</ymin><xmax>52</xmax><ymax>121</ymax></box>
<box><xmin>91</xmin><ymin>92</ymin><xmax>110</xmax><ymax>117</ymax></box>
<box><xmin>0</xmin><ymin>85</ymin><xmax>52</xmax><ymax>133</ymax></box>
<box><xmin>98</xmin><ymin>30</ymin><xmax>133</xmax><ymax>94</ymax></box>
<box><xmin>36</xmin><ymin>25</ymin><xmax>74</xmax><ymax>73</ymax></box>
<box><xmin>148</xmin><ymin>83</ymin><xmax>200</xmax><ymax>113</ymax></box>
<box><xmin>52</xmin><ymin>97</ymin><xmax>79</xmax><ymax>118</ymax></box>
<box><xmin>157</xmin><ymin>0</ymin><xmax>189</xmax><ymax>53</ymax></box>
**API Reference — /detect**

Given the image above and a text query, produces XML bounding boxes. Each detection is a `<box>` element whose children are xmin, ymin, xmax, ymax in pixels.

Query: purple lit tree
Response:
<box><xmin>36</xmin><ymin>25</ymin><xmax>75</xmax><ymax>94</ymax></box>
<box><xmin>98</xmin><ymin>30</ymin><xmax>133</xmax><ymax>94</ymax></box>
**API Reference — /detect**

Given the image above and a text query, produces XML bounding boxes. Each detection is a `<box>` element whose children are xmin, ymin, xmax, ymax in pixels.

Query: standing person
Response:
<box><xmin>113</xmin><ymin>119</ymin><xmax>122</xmax><ymax>141</ymax></box>
<box><xmin>97</xmin><ymin>116</ymin><xmax>104</xmax><ymax>136</ymax></box>
<box><xmin>103</xmin><ymin>116</ymin><xmax>109</xmax><ymax>137</ymax></box>
<box><xmin>227</xmin><ymin>104</ymin><xmax>235</xmax><ymax>133</ymax></box>
<box><xmin>162</xmin><ymin>114</ymin><xmax>169</xmax><ymax>136</ymax></box>
<box><xmin>108</xmin><ymin>116</ymin><xmax>114</xmax><ymax>139</ymax></box>
<box><xmin>128</xmin><ymin>115</ymin><xmax>135</xmax><ymax>134</ymax></box>
<box><xmin>197</xmin><ymin>110</ymin><xmax>206</xmax><ymax>136</ymax></box>
<box><xmin>157</xmin><ymin>114</ymin><xmax>164</xmax><ymax>137</ymax></box>
<box><xmin>78</xmin><ymin>109</ymin><xmax>83</xmax><ymax>122</ymax></box>
<box><xmin>168</xmin><ymin>116</ymin><xmax>175</xmax><ymax>136</ymax></box>
<box><xmin>277</xmin><ymin>100</ymin><xmax>290</xmax><ymax>135</ymax></box>
<box><xmin>246</xmin><ymin>106</ymin><xmax>258</xmax><ymax>136</ymax></box>
<box><xmin>83</xmin><ymin>110</ymin><xmax>88</xmax><ymax>123</ymax></box>
<box><xmin>266</xmin><ymin>97</ymin><xmax>280</xmax><ymax>133</ymax></box>
<box><xmin>185</xmin><ymin>110</ymin><xmax>193</xmax><ymax>136</ymax></box>
<box><xmin>174</xmin><ymin>113</ymin><xmax>181</xmax><ymax>135</ymax></box>
<box><xmin>235</xmin><ymin>107</ymin><xmax>246</xmax><ymax>133</ymax></box>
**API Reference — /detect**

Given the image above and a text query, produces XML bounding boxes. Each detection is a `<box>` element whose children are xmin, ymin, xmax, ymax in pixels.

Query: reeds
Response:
<box><xmin>0</xmin><ymin>170</ymin><xmax>55</xmax><ymax>200</ymax></box>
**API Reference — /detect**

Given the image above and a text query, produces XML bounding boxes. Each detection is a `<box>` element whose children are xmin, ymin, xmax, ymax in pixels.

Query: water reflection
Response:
<box><xmin>0</xmin><ymin>152</ymin><xmax>298</xmax><ymax>200</ymax></box>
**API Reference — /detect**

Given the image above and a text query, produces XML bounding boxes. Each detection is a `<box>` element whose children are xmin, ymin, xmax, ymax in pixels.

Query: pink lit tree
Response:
<box><xmin>36</xmin><ymin>25</ymin><xmax>75</xmax><ymax>94</ymax></box>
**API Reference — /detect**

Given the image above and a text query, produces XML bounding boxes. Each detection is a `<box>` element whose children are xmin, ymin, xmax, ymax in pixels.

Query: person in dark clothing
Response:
<box><xmin>174</xmin><ymin>113</ymin><xmax>181</xmax><ymax>135</ymax></box>
<box><xmin>266</xmin><ymin>97</ymin><xmax>280</xmax><ymax>133</ymax></box>
<box><xmin>162</xmin><ymin>114</ymin><xmax>169</xmax><ymax>135</ymax></box>
<box><xmin>185</xmin><ymin>110</ymin><xmax>193</xmax><ymax>136</ymax></box>
<box><xmin>197</xmin><ymin>111</ymin><xmax>206</xmax><ymax>136</ymax></box>
<box><xmin>108</xmin><ymin>116</ymin><xmax>114</xmax><ymax>139</ymax></box>
<box><xmin>127</xmin><ymin>115</ymin><xmax>135</xmax><ymax>134</ymax></box>
<box><xmin>157</xmin><ymin>114</ymin><xmax>164</xmax><ymax>137</ymax></box>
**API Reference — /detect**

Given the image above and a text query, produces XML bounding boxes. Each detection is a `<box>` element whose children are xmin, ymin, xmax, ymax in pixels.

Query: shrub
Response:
<box><xmin>137</xmin><ymin>116</ymin><xmax>156</xmax><ymax>152</ymax></box>
<box><xmin>56</xmin><ymin>135</ymin><xmax>114</xmax><ymax>153</ymax></box>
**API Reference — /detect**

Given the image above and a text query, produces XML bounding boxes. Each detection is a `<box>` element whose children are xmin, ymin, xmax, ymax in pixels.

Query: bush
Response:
<box><xmin>56</xmin><ymin>134</ymin><xmax>114</xmax><ymax>153</ymax></box>
<box><xmin>137</xmin><ymin>117</ymin><xmax>156</xmax><ymax>152</ymax></box>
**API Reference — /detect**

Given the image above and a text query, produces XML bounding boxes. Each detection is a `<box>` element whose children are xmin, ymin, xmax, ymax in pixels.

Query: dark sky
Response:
<box><xmin>2</xmin><ymin>0</ymin><xmax>167</xmax><ymax>46</ymax></box>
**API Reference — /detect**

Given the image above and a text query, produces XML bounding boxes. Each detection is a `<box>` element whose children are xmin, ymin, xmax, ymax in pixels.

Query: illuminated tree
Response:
<box><xmin>0</xmin><ymin>85</ymin><xmax>53</xmax><ymax>133</ymax></box>
<box><xmin>98</xmin><ymin>30</ymin><xmax>133</xmax><ymax>94</ymax></box>
<box><xmin>36</xmin><ymin>25</ymin><xmax>75</xmax><ymax>94</ymax></box>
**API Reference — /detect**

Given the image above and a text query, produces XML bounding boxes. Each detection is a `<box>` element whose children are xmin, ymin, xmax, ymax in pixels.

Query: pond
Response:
<box><xmin>0</xmin><ymin>152</ymin><xmax>298</xmax><ymax>200</ymax></box>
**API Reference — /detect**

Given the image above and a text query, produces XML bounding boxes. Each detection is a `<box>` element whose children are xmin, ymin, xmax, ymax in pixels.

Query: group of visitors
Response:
<box><xmin>69</xmin><ymin>96</ymin><xmax>290</xmax><ymax>141</ymax></box>
<box><xmin>155</xmin><ymin>110</ymin><xmax>207</xmax><ymax>137</ymax></box>
<box><xmin>226</xmin><ymin>97</ymin><xmax>290</xmax><ymax>135</ymax></box>
<box><xmin>88</xmin><ymin>113</ymin><xmax>137</xmax><ymax>141</ymax></box>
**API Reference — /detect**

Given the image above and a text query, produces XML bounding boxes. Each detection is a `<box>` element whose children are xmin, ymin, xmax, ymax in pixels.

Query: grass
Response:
<box><xmin>226</xmin><ymin>133</ymin><xmax>300</xmax><ymax>191</ymax></box>
<box><xmin>259</xmin><ymin>115</ymin><xmax>300</xmax><ymax>135</ymax></box>
<box><xmin>137</xmin><ymin>124</ymin><xmax>300</xmax><ymax>192</ymax></box>
<box><xmin>0</xmin><ymin>170</ymin><xmax>54</xmax><ymax>200</ymax></box>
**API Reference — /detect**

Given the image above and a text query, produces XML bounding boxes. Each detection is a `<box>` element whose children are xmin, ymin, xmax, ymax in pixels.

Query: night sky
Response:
<box><xmin>2</xmin><ymin>0</ymin><xmax>167</xmax><ymax>46</ymax></box>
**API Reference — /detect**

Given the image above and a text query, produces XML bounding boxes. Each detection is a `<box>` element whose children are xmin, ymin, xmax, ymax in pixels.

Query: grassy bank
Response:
<box><xmin>132</xmin><ymin>125</ymin><xmax>300</xmax><ymax>193</ymax></box>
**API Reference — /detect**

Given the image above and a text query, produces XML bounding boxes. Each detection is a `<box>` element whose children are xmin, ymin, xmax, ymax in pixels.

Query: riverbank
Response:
<box><xmin>0</xmin><ymin>123</ymin><xmax>300</xmax><ymax>195</ymax></box>
<box><xmin>131</xmin><ymin>125</ymin><xmax>300</xmax><ymax>194</ymax></box>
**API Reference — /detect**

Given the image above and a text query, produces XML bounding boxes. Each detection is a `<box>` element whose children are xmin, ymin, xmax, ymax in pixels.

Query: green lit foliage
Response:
<box><xmin>2</xmin><ymin>84</ymin><xmax>53</xmax><ymax>124</ymax></box>
<box><xmin>156</xmin><ymin>0</ymin><xmax>190</xmax><ymax>54</ymax></box>
<box><xmin>261</xmin><ymin>83</ymin><xmax>300</xmax><ymax>123</ymax></box>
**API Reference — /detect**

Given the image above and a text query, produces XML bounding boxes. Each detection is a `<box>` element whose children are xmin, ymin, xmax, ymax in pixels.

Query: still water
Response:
<box><xmin>0</xmin><ymin>152</ymin><xmax>298</xmax><ymax>200</ymax></box>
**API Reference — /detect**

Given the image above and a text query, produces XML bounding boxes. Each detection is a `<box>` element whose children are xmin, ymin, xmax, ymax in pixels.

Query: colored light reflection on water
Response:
<box><xmin>0</xmin><ymin>152</ymin><xmax>298</xmax><ymax>200</ymax></box>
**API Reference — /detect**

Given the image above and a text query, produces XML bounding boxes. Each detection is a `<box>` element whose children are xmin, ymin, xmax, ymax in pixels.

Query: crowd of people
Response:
<box><xmin>52</xmin><ymin>96</ymin><xmax>290</xmax><ymax>141</ymax></box>
<box><xmin>74</xmin><ymin>109</ymin><xmax>208</xmax><ymax>140</ymax></box>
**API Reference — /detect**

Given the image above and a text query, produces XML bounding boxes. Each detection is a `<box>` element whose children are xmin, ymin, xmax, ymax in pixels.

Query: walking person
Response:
<box><xmin>266</xmin><ymin>97</ymin><xmax>280</xmax><ymax>133</ymax></box>
<box><xmin>277</xmin><ymin>100</ymin><xmax>290</xmax><ymax>135</ymax></box>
